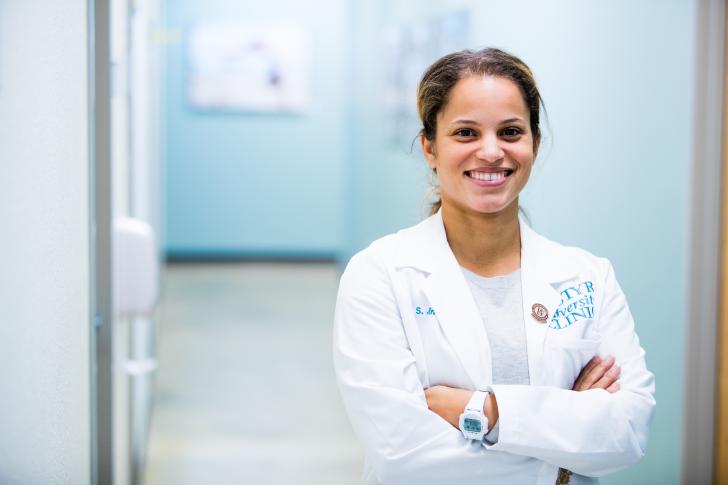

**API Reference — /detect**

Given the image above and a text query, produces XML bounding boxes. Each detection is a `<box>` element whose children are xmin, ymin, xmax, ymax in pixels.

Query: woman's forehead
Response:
<box><xmin>439</xmin><ymin>75</ymin><xmax>530</xmax><ymax>124</ymax></box>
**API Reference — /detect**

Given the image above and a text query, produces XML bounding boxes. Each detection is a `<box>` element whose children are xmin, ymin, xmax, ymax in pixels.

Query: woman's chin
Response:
<box><xmin>442</xmin><ymin>195</ymin><xmax>519</xmax><ymax>217</ymax></box>
<box><xmin>466</xmin><ymin>200</ymin><xmax>517</xmax><ymax>216</ymax></box>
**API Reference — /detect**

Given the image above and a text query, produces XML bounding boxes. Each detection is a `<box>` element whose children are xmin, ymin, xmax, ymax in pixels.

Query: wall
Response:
<box><xmin>347</xmin><ymin>1</ymin><xmax>696</xmax><ymax>483</ymax></box>
<box><xmin>163</xmin><ymin>0</ymin><xmax>347</xmax><ymax>258</ymax></box>
<box><xmin>0</xmin><ymin>1</ymin><xmax>91</xmax><ymax>483</ymax></box>
<box><xmin>161</xmin><ymin>0</ymin><xmax>696</xmax><ymax>481</ymax></box>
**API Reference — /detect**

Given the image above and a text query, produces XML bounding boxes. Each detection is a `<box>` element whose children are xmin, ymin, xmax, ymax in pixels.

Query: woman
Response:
<box><xmin>333</xmin><ymin>48</ymin><xmax>655</xmax><ymax>485</ymax></box>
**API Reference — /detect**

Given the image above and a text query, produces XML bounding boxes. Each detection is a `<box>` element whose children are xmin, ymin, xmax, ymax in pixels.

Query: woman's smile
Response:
<box><xmin>464</xmin><ymin>168</ymin><xmax>515</xmax><ymax>187</ymax></box>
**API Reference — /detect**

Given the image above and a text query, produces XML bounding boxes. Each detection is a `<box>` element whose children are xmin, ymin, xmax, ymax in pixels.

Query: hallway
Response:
<box><xmin>144</xmin><ymin>263</ymin><xmax>361</xmax><ymax>484</ymax></box>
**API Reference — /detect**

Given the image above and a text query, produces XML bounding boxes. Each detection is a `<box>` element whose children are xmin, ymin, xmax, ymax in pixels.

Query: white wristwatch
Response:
<box><xmin>459</xmin><ymin>390</ymin><xmax>489</xmax><ymax>440</ymax></box>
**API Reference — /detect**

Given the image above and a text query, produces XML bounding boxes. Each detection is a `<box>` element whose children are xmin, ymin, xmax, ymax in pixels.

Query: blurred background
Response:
<box><xmin>1</xmin><ymin>0</ymin><xmax>726</xmax><ymax>484</ymax></box>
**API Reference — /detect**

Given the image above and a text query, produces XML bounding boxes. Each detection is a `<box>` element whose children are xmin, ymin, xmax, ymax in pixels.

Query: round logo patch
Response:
<box><xmin>531</xmin><ymin>303</ymin><xmax>549</xmax><ymax>323</ymax></box>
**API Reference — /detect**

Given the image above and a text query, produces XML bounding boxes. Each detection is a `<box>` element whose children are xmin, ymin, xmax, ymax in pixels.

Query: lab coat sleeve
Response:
<box><xmin>333</xmin><ymin>250</ymin><xmax>510</xmax><ymax>484</ymax></box>
<box><xmin>485</xmin><ymin>260</ymin><xmax>656</xmax><ymax>477</ymax></box>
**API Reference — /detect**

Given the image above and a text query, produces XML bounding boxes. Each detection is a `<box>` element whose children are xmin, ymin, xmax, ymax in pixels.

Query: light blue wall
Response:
<box><xmin>163</xmin><ymin>0</ymin><xmax>346</xmax><ymax>257</ymax></box>
<box><xmin>164</xmin><ymin>1</ymin><xmax>696</xmax><ymax>482</ymax></box>
<box><xmin>346</xmin><ymin>1</ymin><xmax>696</xmax><ymax>483</ymax></box>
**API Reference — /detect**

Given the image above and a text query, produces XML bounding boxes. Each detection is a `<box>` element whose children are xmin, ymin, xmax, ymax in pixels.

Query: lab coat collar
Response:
<box><xmin>394</xmin><ymin>210</ymin><xmax>580</xmax><ymax>388</ymax></box>
<box><xmin>394</xmin><ymin>210</ymin><xmax>578</xmax><ymax>283</ymax></box>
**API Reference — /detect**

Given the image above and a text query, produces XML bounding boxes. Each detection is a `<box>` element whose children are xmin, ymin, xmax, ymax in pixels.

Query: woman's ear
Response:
<box><xmin>533</xmin><ymin>133</ymin><xmax>541</xmax><ymax>159</ymax></box>
<box><xmin>421</xmin><ymin>134</ymin><xmax>437</xmax><ymax>169</ymax></box>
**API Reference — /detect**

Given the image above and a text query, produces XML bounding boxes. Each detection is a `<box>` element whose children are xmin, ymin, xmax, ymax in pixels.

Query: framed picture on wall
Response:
<box><xmin>187</xmin><ymin>24</ymin><xmax>311</xmax><ymax>113</ymax></box>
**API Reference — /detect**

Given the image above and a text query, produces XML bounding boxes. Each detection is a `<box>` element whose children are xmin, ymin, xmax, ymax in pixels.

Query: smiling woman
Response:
<box><xmin>422</xmin><ymin>75</ymin><xmax>535</xmax><ymax>221</ymax></box>
<box><xmin>333</xmin><ymin>48</ymin><xmax>655</xmax><ymax>485</ymax></box>
<box><xmin>418</xmin><ymin>49</ymin><xmax>542</xmax><ymax>215</ymax></box>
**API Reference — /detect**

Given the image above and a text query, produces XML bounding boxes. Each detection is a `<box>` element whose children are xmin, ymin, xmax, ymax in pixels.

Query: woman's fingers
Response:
<box><xmin>605</xmin><ymin>381</ymin><xmax>621</xmax><ymax>393</ymax></box>
<box><xmin>573</xmin><ymin>355</ymin><xmax>622</xmax><ymax>392</ymax></box>
<box><xmin>577</xmin><ymin>355</ymin><xmax>614</xmax><ymax>390</ymax></box>
<box><xmin>591</xmin><ymin>364</ymin><xmax>621</xmax><ymax>390</ymax></box>
<box><xmin>580</xmin><ymin>355</ymin><xmax>602</xmax><ymax>378</ymax></box>
<box><xmin>572</xmin><ymin>355</ymin><xmax>602</xmax><ymax>391</ymax></box>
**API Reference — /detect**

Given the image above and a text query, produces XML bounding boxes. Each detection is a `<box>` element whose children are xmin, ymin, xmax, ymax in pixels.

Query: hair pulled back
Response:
<box><xmin>417</xmin><ymin>48</ymin><xmax>544</xmax><ymax>215</ymax></box>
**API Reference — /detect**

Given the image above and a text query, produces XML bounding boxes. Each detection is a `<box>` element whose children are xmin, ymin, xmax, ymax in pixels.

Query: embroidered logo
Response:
<box><xmin>550</xmin><ymin>281</ymin><xmax>595</xmax><ymax>329</ymax></box>
<box><xmin>531</xmin><ymin>303</ymin><xmax>549</xmax><ymax>323</ymax></box>
<box><xmin>415</xmin><ymin>306</ymin><xmax>436</xmax><ymax>316</ymax></box>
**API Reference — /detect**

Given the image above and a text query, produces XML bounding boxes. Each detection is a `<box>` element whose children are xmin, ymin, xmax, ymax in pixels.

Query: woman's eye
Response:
<box><xmin>501</xmin><ymin>127</ymin><xmax>522</xmax><ymax>138</ymax></box>
<box><xmin>454</xmin><ymin>128</ymin><xmax>477</xmax><ymax>137</ymax></box>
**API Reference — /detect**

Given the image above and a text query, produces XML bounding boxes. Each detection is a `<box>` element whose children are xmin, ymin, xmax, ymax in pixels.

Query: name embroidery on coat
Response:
<box><xmin>550</xmin><ymin>281</ymin><xmax>595</xmax><ymax>329</ymax></box>
<box><xmin>415</xmin><ymin>306</ymin><xmax>436</xmax><ymax>316</ymax></box>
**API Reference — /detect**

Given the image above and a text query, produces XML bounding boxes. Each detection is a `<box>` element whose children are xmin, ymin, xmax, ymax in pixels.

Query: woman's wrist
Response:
<box><xmin>484</xmin><ymin>392</ymin><xmax>499</xmax><ymax>432</ymax></box>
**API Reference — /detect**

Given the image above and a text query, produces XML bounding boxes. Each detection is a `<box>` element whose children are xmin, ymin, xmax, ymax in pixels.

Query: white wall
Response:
<box><xmin>0</xmin><ymin>1</ymin><xmax>91</xmax><ymax>483</ymax></box>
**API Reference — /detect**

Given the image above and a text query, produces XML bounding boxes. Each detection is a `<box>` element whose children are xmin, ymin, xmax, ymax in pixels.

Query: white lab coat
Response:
<box><xmin>333</xmin><ymin>211</ymin><xmax>655</xmax><ymax>485</ymax></box>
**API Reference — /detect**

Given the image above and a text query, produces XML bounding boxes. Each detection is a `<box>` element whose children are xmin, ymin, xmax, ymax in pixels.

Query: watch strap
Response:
<box><xmin>466</xmin><ymin>390</ymin><xmax>488</xmax><ymax>413</ymax></box>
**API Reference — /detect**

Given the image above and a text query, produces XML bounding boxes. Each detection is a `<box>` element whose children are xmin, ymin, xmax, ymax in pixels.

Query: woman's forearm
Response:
<box><xmin>424</xmin><ymin>386</ymin><xmax>499</xmax><ymax>432</ymax></box>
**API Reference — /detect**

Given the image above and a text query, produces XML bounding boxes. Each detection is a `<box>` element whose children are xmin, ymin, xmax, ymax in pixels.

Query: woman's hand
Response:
<box><xmin>424</xmin><ymin>385</ymin><xmax>498</xmax><ymax>431</ymax></box>
<box><xmin>572</xmin><ymin>355</ymin><xmax>621</xmax><ymax>393</ymax></box>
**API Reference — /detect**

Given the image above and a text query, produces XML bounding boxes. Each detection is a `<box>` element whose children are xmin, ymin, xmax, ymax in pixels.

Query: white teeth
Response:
<box><xmin>469</xmin><ymin>171</ymin><xmax>507</xmax><ymax>181</ymax></box>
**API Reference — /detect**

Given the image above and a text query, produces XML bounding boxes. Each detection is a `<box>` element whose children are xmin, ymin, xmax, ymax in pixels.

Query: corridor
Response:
<box><xmin>144</xmin><ymin>263</ymin><xmax>361</xmax><ymax>484</ymax></box>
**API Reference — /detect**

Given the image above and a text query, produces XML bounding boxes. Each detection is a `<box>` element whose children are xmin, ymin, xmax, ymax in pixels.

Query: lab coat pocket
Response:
<box><xmin>544</xmin><ymin>336</ymin><xmax>602</xmax><ymax>390</ymax></box>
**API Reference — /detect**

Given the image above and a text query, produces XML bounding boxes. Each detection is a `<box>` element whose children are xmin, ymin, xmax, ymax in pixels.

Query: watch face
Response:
<box><xmin>463</xmin><ymin>417</ymin><xmax>482</xmax><ymax>433</ymax></box>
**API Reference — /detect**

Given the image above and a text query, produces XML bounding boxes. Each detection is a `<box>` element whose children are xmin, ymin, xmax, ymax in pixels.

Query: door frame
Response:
<box><xmin>684</xmin><ymin>1</ymin><xmax>726</xmax><ymax>484</ymax></box>
<box><xmin>89</xmin><ymin>0</ymin><xmax>114</xmax><ymax>483</ymax></box>
<box><xmin>716</xmin><ymin>0</ymin><xmax>728</xmax><ymax>482</ymax></box>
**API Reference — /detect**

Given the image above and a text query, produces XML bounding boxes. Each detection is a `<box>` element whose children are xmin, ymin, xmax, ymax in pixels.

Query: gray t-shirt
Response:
<box><xmin>462</xmin><ymin>267</ymin><xmax>530</xmax><ymax>443</ymax></box>
<box><xmin>462</xmin><ymin>267</ymin><xmax>530</xmax><ymax>385</ymax></box>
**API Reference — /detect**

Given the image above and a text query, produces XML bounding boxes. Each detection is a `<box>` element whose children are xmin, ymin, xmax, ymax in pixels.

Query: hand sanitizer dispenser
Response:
<box><xmin>113</xmin><ymin>217</ymin><xmax>159</xmax><ymax>317</ymax></box>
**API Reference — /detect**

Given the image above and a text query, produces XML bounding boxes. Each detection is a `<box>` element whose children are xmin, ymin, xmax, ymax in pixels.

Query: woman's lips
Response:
<box><xmin>465</xmin><ymin>169</ymin><xmax>513</xmax><ymax>187</ymax></box>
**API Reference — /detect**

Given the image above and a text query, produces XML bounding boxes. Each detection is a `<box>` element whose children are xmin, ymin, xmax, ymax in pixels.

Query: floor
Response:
<box><xmin>143</xmin><ymin>262</ymin><xmax>363</xmax><ymax>485</ymax></box>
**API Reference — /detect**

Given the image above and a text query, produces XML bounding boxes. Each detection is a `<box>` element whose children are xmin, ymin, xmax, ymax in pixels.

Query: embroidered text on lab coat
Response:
<box><xmin>415</xmin><ymin>306</ymin><xmax>436</xmax><ymax>316</ymax></box>
<box><xmin>550</xmin><ymin>281</ymin><xmax>595</xmax><ymax>329</ymax></box>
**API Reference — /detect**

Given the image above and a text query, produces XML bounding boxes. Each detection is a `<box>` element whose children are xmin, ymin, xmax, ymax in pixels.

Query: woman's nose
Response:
<box><xmin>475</xmin><ymin>134</ymin><xmax>505</xmax><ymax>163</ymax></box>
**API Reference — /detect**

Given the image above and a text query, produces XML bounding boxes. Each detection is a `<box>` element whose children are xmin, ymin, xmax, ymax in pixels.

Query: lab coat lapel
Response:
<box><xmin>395</xmin><ymin>212</ymin><xmax>489</xmax><ymax>388</ymax></box>
<box><xmin>520</xmin><ymin>266</ymin><xmax>561</xmax><ymax>385</ymax></box>
<box><xmin>422</xmin><ymin>256</ymin><xmax>490</xmax><ymax>388</ymax></box>
<box><xmin>519</xmin><ymin>219</ymin><xmax>577</xmax><ymax>385</ymax></box>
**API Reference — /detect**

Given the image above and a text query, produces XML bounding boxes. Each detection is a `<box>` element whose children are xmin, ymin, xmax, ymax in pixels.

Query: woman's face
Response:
<box><xmin>422</xmin><ymin>75</ymin><xmax>538</xmax><ymax>217</ymax></box>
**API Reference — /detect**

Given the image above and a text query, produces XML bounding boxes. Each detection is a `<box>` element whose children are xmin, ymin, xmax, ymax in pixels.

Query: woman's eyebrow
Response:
<box><xmin>448</xmin><ymin>117</ymin><xmax>526</xmax><ymax>127</ymax></box>
<box><xmin>448</xmin><ymin>119</ymin><xmax>479</xmax><ymax>126</ymax></box>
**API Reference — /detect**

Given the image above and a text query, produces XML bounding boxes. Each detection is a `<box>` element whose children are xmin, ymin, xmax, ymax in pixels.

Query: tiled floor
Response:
<box><xmin>144</xmin><ymin>262</ymin><xmax>362</xmax><ymax>485</ymax></box>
